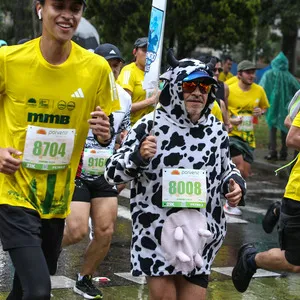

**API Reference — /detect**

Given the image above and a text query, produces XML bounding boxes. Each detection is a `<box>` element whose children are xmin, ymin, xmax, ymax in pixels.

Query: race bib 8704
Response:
<box><xmin>22</xmin><ymin>126</ymin><xmax>75</xmax><ymax>171</ymax></box>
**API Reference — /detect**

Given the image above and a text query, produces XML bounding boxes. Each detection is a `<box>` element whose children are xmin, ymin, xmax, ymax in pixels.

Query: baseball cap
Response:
<box><xmin>134</xmin><ymin>37</ymin><xmax>148</xmax><ymax>48</ymax></box>
<box><xmin>237</xmin><ymin>60</ymin><xmax>257</xmax><ymax>72</ymax></box>
<box><xmin>183</xmin><ymin>70</ymin><xmax>217</xmax><ymax>85</ymax></box>
<box><xmin>94</xmin><ymin>43</ymin><xmax>125</xmax><ymax>63</ymax></box>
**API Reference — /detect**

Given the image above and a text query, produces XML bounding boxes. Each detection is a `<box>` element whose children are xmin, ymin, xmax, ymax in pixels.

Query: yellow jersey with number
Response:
<box><xmin>284</xmin><ymin>112</ymin><xmax>300</xmax><ymax>201</ymax></box>
<box><xmin>0</xmin><ymin>38</ymin><xmax>120</xmax><ymax>219</ymax></box>
<box><xmin>228</xmin><ymin>82</ymin><xmax>269</xmax><ymax>148</ymax></box>
<box><xmin>117</xmin><ymin>62</ymin><xmax>154</xmax><ymax>125</ymax></box>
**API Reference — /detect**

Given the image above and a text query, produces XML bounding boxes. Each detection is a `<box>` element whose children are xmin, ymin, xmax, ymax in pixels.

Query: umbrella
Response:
<box><xmin>72</xmin><ymin>17</ymin><xmax>100</xmax><ymax>50</ymax></box>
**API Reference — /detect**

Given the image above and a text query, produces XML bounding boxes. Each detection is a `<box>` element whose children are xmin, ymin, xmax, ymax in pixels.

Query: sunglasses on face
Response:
<box><xmin>214</xmin><ymin>67</ymin><xmax>223</xmax><ymax>73</ymax></box>
<box><xmin>182</xmin><ymin>81</ymin><xmax>212</xmax><ymax>94</ymax></box>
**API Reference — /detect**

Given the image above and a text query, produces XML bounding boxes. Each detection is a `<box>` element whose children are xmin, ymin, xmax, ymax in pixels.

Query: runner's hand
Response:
<box><xmin>253</xmin><ymin>107</ymin><xmax>262</xmax><ymax>117</ymax></box>
<box><xmin>225</xmin><ymin>178</ymin><xmax>242</xmax><ymax>207</ymax></box>
<box><xmin>88</xmin><ymin>106</ymin><xmax>111</xmax><ymax>142</ymax></box>
<box><xmin>140</xmin><ymin>136</ymin><xmax>157</xmax><ymax>160</ymax></box>
<box><xmin>147</xmin><ymin>90</ymin><xmax>161</xmax><ymax>106</ymax></box>
<box><xmin>0</xmin><ymin>147</ymin><xmax>22</xmax><ymax>175</ymax></box>
<box><xmin>230</xmin><ymin>116</ymin><xmax>243</xmax><ymax>126</ymax></box>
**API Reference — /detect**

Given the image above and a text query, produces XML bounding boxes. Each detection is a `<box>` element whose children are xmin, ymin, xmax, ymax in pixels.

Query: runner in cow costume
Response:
<box><xmin>105</xmin><ymin>49</ymin><xmax>246</xmax><ymax>299</ymax></box>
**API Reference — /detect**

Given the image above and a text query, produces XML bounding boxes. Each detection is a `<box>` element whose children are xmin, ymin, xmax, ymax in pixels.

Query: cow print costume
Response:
<box><xmin>105</xmin><ymin>55</ymin><xmax>246</xmax><ymax>278</ymax></box>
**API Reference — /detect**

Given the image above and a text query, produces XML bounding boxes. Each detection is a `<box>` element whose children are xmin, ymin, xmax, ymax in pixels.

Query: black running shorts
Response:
<box><xmin>72</xmin><ymin>176</ymin><xmax>118</xmax><ymax>202</ymax></box>
<box><xmin>278</xmin><ymin>198</ymin><xmax>300</xmax><ymax>265</ymax></box>
<box><xmin>0</xmin><ymin>205</ymin><xmax>64</xmax><ymax>274</ymax></box>
<box><xmin>184</xmin><ymin>274</ymin><xmax>209</xmax><ymax>288</ymax></box>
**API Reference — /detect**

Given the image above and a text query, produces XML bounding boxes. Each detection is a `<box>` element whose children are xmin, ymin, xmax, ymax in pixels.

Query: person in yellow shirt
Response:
<box><xmin>0</xmin><ymin>0</ymin><xmax>119</xmax><ymax>299</ymax></box>
<box><xmin>232</xmin><ymin>109</ymin><xmax>300</xmax><ymax>294</ymax></box>
<box><xmin>211</xmin><ymin>100</ymin><xmax>223</xmax><ymax>122</ymax></box>
<box><xmin>219</xmin><ymin>55</ymin><xmax>234</xmax><ymax>82</ymax></box>
<box><xmin>117</xmin><ymin>37</ymin><xmax>158</xmax><ymax>125</ymax></box>
<box><xmin>225</xmin><ymin>75</ymin><xmax>238</xmax><ymax>86</ymax></box>
<box><xmin>225</xmin><ymin>60</ymin><xmax>269</xmax><ymax>215</ymax></box>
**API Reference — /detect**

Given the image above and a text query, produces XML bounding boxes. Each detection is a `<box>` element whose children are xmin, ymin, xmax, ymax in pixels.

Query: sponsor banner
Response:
<box><xmin>143</xmin><ymin>0</ymin><xmax>167</xmax><ymax>91</ymax></box>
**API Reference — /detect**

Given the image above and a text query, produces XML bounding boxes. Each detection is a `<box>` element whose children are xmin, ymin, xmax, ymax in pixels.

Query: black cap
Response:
<box><xmin>94</xmin><ymin>43</ymin><xmax>125</xmax><ymax>63</ymax></box>
<box><xmin>134</xmin><ymin>37</ymin><xmax>148</xmax><ymax>48</ymax></box>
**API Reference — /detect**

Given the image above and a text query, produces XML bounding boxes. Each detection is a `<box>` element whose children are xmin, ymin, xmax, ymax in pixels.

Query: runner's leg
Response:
<box><xmin>232</xmin><ymin>155</ymin><xmax>250</xmax><ymax>179</ymax></box>
<box><xmin>62</xmin><ymin>201</ymin><xmax>90</xmax><ymax>247</ymax></box>
<box><xmin>7</xmin><ymin>247</ymin><xmax>51</xmax><ymax>300</ymax></box>
<box><xmin>80</xmin><ymin>196</ymin><xmax>118</xmax><ymax>275</ymax></box>
<box><xmin>176</xmin><ymin>275</ymin><xmax>207</xmax><ymax>300</ymax></box>
<box><xmin>147</xmin><ymin>275</ymin><xmax>177</xmax><ymax>300</ymax></box>
<box><xmin>41</xmin><ymin>218</ymin><xmax>65</xmax><ymax>275</ymax></box>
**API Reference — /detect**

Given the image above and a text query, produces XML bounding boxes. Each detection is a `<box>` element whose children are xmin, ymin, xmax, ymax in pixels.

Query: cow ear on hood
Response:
<box><xmin>159</xmin><ymin>48</ymin><xmax>180</xmax><ymax>82</ymax></box>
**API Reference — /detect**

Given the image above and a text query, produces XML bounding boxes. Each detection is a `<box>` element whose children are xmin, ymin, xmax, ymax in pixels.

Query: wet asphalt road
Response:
<box><xmin>1</xmin><ymin>166</ymin><xmax>300</xmax><ymax>299</ymax></box>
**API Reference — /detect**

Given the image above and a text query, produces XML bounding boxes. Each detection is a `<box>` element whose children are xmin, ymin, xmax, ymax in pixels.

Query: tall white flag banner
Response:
<box><xmin>143</xmin><ymin>0</ymin><xmax>167</xmax><ymax>91</ymax></box>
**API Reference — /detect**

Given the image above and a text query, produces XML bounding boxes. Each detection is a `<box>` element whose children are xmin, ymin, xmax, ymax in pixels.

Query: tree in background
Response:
<box><xmin>0</xmin><ymin>0</ymin><xmax>35</xmax><ymax>45</ymax></box>
<box><xmin>259</xmin><ymin>0</ymin><xmax>300</xmax><ymax>73</ymax></box>
<box><xmin>85</xmin><ymin>0</ymin><xmax>260</xmax><ymax>62</ymax></box>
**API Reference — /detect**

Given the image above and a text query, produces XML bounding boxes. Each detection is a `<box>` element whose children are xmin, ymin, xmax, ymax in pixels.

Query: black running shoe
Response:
<box><xmin>232</xmin><ymin>243</ymin><xmax>257</xmax><ymax>293</ymax></box>
<box><xmin>73</xmin><ymin>274</ymin><xmax>103</xmax><ymax>299</ymax></box>
<box><xmin>262</xmin><ymin>201</ymin><xmax>281</xmax><ymax>234</ymax></box>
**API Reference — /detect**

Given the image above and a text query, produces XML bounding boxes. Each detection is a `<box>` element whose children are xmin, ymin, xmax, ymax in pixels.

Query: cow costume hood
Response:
<box><xmin>159</xmin><ymin>49</ymin><xmax>218</xmax><ymax>127</ymax></box>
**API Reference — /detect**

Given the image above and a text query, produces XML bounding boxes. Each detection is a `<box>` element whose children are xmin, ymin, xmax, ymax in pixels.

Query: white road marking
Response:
<box><xmin>118</xmin><ymin>205</ymin><xmax>131</xmax><ymax>220</ymax></box>
<box><xmin>50</xmin><ymin>276</ymin><xmax>75</xmax><ymax>289</ymax></box>
<box><xmin>212</xmin><ymin>266</ymin><xmax>281</xmax><ymax>278</ymax></box>
<box><xmin>119</xmin><ymin>188</ymin><xmax>130</xmax><ymax>199</ymax></box>
<box><xmin>115</xmin><ymin>272</ymin><xmax>146</xmax><ymax>284</ymax></box>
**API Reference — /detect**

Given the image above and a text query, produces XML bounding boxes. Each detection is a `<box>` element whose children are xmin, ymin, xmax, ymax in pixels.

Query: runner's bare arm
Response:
<box><xmin>130</xmin><ymin>90</ymin><xmax>161</xmax><ymax>113</ymax></box>
<box><xmin>286</xmin><ymin>124</ymin><xmax>300</xmax><ymax>151</ymax></box>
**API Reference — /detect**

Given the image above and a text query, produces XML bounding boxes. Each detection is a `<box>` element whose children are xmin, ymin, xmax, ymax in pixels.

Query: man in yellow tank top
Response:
<box><xmin>117</xmin><ymin>37</ymin><xmax>158</xmax><ymax>125</ymax></box>
<box><xmin>0</xmin><ymin>1</ymin><xmax>119</xmax><ymax>299</ymax></box>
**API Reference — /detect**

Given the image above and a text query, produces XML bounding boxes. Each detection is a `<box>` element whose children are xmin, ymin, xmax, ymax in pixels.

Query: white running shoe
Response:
<box><xmin>224</xmin><ymin>202</ymin><xmax>242</xmax><ymax>216</ymax></box>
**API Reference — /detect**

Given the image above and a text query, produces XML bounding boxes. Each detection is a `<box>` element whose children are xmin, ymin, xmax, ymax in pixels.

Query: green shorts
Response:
<box><xmin>229</xmin><ymin>136</ymin><xmax>254</xmax><ymax>164</ymax></box>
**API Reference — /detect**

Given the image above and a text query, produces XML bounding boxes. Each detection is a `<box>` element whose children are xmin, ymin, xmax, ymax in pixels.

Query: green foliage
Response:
<box><xmin>0</xmin><ymin>0</ymin><xmax>34</xmax><ymax>45</ymax></box>
<box><xmin>83</xmin><ymin>0</ymin><xmax>261</xmax><ymax>62</ymax></box>
<box><xmin>258</xmin><ymin>0</ymin><xmax>300</xmax><ymax>72</ymax></box>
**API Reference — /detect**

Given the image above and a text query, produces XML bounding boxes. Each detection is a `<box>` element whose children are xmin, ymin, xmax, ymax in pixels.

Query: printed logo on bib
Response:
<box><xmin>237</xmin><ymin>115</ymin><xmax>253</xmax><ymax>132</ymax></box>
<box><xmin>162</xmin><ymin>169</ymin><xmax>207</xmax><ymax>208</ymax></box>
<box><xmin>22</xmin><ymin>126</ymin><xmax>75</xmax><ymax>171</ymax></box>
<box><xmin>82</xmin><ymin>149</ymin><xmax>113</xmax><ymax>175</ymax></box>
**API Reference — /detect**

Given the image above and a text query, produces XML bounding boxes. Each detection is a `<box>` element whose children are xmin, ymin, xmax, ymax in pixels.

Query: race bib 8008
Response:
<box><xmin>162</xmin><ymin>168</ymin><xmax>207</xmax><ymax>208</ymax></box>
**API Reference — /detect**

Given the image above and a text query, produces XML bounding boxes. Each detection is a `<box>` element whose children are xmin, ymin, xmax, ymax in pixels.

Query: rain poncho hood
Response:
<box><xmin>259</xmin><ymin>52</ymin><xmax>300</xmax><ymax>132</ymax></box>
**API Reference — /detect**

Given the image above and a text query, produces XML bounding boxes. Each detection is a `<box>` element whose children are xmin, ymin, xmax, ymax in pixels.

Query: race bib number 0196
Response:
<box><xmin>162</xmin><ymin>168</ymin><xmax>207</xmax><ymax>208</ymax></box>
<box><xmin>22</xmin><ymin>126</ymin><xmax>75</xmax><ymax>171</ymax></box>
